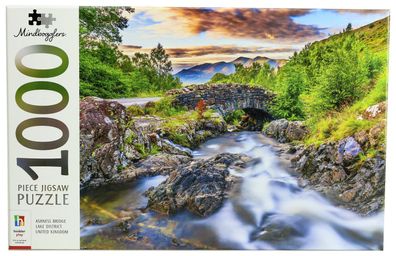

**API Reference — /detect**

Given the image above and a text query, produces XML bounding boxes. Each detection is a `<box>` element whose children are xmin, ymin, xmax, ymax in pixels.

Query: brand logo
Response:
<box><xmin>28</xmin><ymin>9</ymin><xmax>56</xmax><ymax>28</ymax></box>
<box><xmin>13</xmin><ymin>9</ymin><xmax>65</xmax><ymax>42</ymax></box>
<box><xmin>14</xmin><ymin>215</ymin><xmax>25</xmax><ymax>227</ymax></box>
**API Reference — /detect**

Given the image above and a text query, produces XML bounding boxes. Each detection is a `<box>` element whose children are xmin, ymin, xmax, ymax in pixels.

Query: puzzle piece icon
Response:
<box><xmin>38</xmin><ymin>13</ymin><xmax>56</xmax><ymax>28</ymax></box>
<box><xmin>28</xmin><ymin>9</ymin><xmax>41</xmax><ymax>25</ymax></box>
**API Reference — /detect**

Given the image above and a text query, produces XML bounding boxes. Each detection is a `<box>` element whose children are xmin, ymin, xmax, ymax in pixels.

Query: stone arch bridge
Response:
<box><xmin>167</xmin><ymin>83</ymin><xmax>275</xmax><ymax>127</ymax></box>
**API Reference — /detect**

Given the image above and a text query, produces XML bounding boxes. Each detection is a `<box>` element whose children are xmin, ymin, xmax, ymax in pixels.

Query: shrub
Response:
<box><xmin>127</xmin><ymin>105</ymin><xmax>145</xmax><ymax>116</ymax></box>
<box><xmin>144</xmin><ymin>97</ymin><xmax>187</xmax><ymax>117</ymax></box>
<box><xmin>196</xmin><ymin>99</ymin><xmax>207</xmax><ymax>119</ymax></box>
<box><xmin>225</xmin><ymin>109</ymin><xmax>245</xmax><ymax>125</ymax></box>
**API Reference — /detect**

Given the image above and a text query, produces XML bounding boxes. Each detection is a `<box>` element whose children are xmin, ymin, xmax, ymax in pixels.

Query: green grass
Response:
<box><xmin>135</xmin><ymin>90</ymin><xmax>164</xmax><ymax>97</ymax></box>
<box><xmin>144</xmin><ymin>97</ymin><xmax>188</xmax><ymax>117</ymax></box>
<box><xmin>126</xmin><ymin>97</ymin><xmax>188</xmax><ymax>117</ymax></box>
<box><xmin>305</xmin><ymin>69</ymin><xmax>387</xmax><ymax>146</ymax></box>
<box><xmin>353</xmin><ymin>17</ymin><xmax>389</xmax><ymax>53</ymax></box>
<box><xmin>125</xmin><ymin>96</ymin><xmax>219</xmax><ymax>148</ymax></box>
<box><xmin>316</xmin><ymin>17</ymin><xmax>389</xmax><ymax>54</ymax></box>
<box><xmin>126</xmin><ymin>105</ymin><xmax>145</xmax><ymax>116</ymax></box>
<box><xmin>224</xmin><ymin>109</ymin><xmax>245</xmax><ymax>126</ymax></box>
<box><xmin>160</xmin><ymin>109</ymin><xmax>219</xmax><ymax>147</ymax></box>
<box><xmin>134</xmin><ymin>143</ymin><xmax>161</xmax><ymax>157</ymax></box>
<box><xmin>124</xmin><ymin>132</ymin><xmax>136</xmax><ymax>145</ymax></box>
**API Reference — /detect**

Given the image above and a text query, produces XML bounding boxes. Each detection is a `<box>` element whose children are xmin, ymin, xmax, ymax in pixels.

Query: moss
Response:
<box><xmin>81</xmin><ymin>235</ymin><xmax>125</xmax><ymax>250</ymax></box>
<box><xmin>157</xmin><ymin>110</ymin><xmax>204</xmax><ymax>148</ymax></box>
<box><xmin>127</xmin><ymin>105</ymin><xmax>145</xmax><ymax>116</ymax></box>
<box><xmin>166</xmin><ymin>133</ymin><xmax>190</xmax><ymax>148</ymax></box>
<box><xmin>125</xmin><ymin>119</ymin><xmax>135</xmax><ymax>128</ymax></box>
<box><xmin>124</xmin><ymin>132</ymin><xmax>136</xmax><ymax>145</ymax></box>
<box><xmin>149</xmin><ymin>144</ymin><xmax>161</xmax><ymax>155</ymax></box>
<box><xmin>224</xmin><ymin>109</ymin><xmax>245</xmax><ymax>126</ymax></box>
<box><xmin>212</xmin><ymin>117</ymin><xmax>223</xmax><ymax>126</ymax></box>
<box><xmin>116</xmin><ymin>164</ymin><xmax>124</xmax><ymax>172</ymax></box>
<box><xmin>356</xmin><ymin>148</ymin><xmax>381</xmax><ymax>170</ymax></box>
<box><xmin>134</xmin><ymin>143</ymin><xmax>146</xmax><ymax>155</ymax></box>
<box><xmin>134</xmin><ymin>143</ymin><xmax>161</xmax><ymax>158</ymax></box>
<box><xmin>262</xmin><ymin>122</ymin><xmax>271</xmax><ymax>132</ymax></box>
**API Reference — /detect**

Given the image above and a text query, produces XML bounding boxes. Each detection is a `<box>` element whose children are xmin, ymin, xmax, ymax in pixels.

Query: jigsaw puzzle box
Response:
<box><xmin>7</xmin><ymin>6</ymin><xmax>389</xmax><ymax>250</ymax></box>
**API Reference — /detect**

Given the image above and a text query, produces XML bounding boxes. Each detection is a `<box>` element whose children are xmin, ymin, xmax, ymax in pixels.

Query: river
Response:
<box><xmin>80</xmin><ymin>131</ymin><xmax>384</xmax><ymax>250</ymax></box>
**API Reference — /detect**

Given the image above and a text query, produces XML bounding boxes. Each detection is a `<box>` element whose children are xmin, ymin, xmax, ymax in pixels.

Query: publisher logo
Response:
<box><xmin>14</xmin><ymin>215</ymin><xmax>25</xmax><ymax>227</ymax></box>
<box><xmin>28</xmin><ymin>9</ymin><xmax>56</xmax><ymax>28</ymax></box>
<box><xmin>13</xmin><ymin>9</ymin><xmax>66</xmax><ymax>42</ymax></box>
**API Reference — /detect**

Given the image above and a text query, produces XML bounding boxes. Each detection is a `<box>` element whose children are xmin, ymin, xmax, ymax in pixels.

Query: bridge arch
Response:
<box><xmin>168</xmin><ymin>83</ymin><xmax>275</xmax><ymax>129</ymax></box>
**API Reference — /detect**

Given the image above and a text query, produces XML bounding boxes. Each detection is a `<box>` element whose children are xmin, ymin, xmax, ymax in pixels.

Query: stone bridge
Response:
<box><xmin>167</xmin><ymin>83</ymin><xmax>275</xmax><ymax>126</ymax></box>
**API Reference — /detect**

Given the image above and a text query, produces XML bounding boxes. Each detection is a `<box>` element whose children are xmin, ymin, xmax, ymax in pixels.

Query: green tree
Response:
<box><xmin>150</xmin><ymin>43</ymin><xmax>173</xmax><ymax>75</ymax></box>
<box><xmin>79</xmin><ymin>7</ymin><xmax>181</xmax><ymax>99</ymax></box>
<box><xmin>271</xmin><ymin>64</ymin><xmax>307</xmax><ymax>120</ymax></box>
<box><xmin>80</xmin><ymin>7</ymin><xmax>134</xmax><ymax>45</ymax></box>
<box><xmin>210</xmin><ymin>73</ymin><xmax>228</xmax><ymax>83</ymax></box>
<box><xmin>303</xmin><ymin>35</ymin><xmax>369</xmax><ymax>116</ymax></box>
<box><xmin>346</xmin><ymin>23</ymin><xmax>352</xmax><ymax>32</ymax></box>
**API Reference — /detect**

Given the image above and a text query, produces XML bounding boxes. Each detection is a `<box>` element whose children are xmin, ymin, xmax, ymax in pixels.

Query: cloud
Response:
<box><xmin>120</xmin><ymin>45</ymin><xmax>142</xmax><ymax>49</ymax></box>
<box><xmin>119</xmin><ymin>44</ymin><xmax>298</xmax><ymax>72</ymax></box>
<box><xmin>119</xmin><ymin>44</ymin><xmax>298</xmax><ymax>58</ymax></box>
<box><xmin>165</xmin><ymin>45</ymin><xmax>298</xmax><ymax>58</ymax></box>
<box><xmin>164</xmin><ymin>8</ymin><xmax>323</xmax><ymax>41</ymax></box>
<box><xmin>335</xmin><ymin>9</ymin><xmax>389</xmax><ymax>15</ymax></box>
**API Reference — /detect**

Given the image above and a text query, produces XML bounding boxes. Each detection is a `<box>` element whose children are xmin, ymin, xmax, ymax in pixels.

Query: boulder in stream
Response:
<box><xmin>264</xmin><ymin>119</ymin><xmax>308</xmax><ymax>143</ymax></box>
<box><xmin>145</xmin><ymin>153</ymin><xmax>252</xmax><ymax>217</ymax></box>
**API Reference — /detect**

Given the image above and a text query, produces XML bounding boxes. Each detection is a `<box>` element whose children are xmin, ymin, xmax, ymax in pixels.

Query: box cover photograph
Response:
<box><xmin>7</xmin><ymin>5</ymin><xmax>390</xmax><ymax>250</ymax></box>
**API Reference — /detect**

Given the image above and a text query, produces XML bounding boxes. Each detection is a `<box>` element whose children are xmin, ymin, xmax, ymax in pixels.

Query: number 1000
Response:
<box><xmin>14</xmin><ymin>45</ymin><xmax>70</xmax><ymax>180</ymax></box>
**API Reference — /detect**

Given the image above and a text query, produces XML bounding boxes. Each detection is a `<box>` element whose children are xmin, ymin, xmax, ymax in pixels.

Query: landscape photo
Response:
<box><xmin>79</xmin><ymin>7</ymin><xmax>389</xmax><ymax>249</ymax></box>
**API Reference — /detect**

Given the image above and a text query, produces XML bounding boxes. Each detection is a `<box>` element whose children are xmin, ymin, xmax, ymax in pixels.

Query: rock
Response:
<box><xmin>264</xmin><ymin>119</ymin><xmax>308</xmax><ymax>143</ymax></box>
<box><xmin>86</xmin><ymin>217</ymin><xmax>103</xmax><ymax>226</ymax></box>
<box><xmin>337</xmin><ymin>137</ymin><xmax>362</xmax><ymax>164</ymax></box>
<box><xmin>251</xmin><ymin>216</ymin><xmax>306</xmax><ymax>247</ymax></box>
<box><xmin>145</xmin><ymin>153</ymin><xmax>252</xmax><ymax>217</ymax></box>
<box><xmin>161</xmin><ymin>111</ymin><xmax>227</xmax><ymax>149</ymax></box>
<box><xmin>354</xmin><ymin>130</ymin><xmax>369</xmax><ymax>149</ymax></box>
<box><xmin>363</xmin><ymin>101</ymin><xmax>386</xmax><ymax>120</ymax></box>
<box><xmin>286</xmin><ymin>146</ymin><xmax>297</xmax><ymax>154</ymax></box>
<box><xmin>368</xmin><ymin>121</ymin><xmax>386</xmax><ymax>148</ymax></box>
<box><xmin>135</xmin><ymin>153</ymin><xmax>192</xmax><ymax>176</ymax></box>
<box><xmin>286</xmin><ymin>121</ymin><xmax>309</xmax><ymax>142</ymax></box>
<box><xmin>85</xmin><ymin>153</ymin><xmax>193</xmax><ymax>189</ymax></box>
<box><xmin>117</xmin><ymin>219</ymin><xmax>131</xmax><ymax>233</ymax></box>
<box><xmin>331</xmin><ymin>168</ymin><xmax>347</xmax><ymax>183</ymax></box>
<box><xmin>293</xmin><ymin>134</ymin><xmax>385</xmax><ymax>215</ymax></box>
<box><xmin>80</xmin><ymin>96</ymin><xmax>229</xmax><ymax>190</ymax></box>
<box><xmin>339</xmin><ymin>188</ymin><xmax>358</xmax><ymax>203</ymax></box>
<box><xmin>265</xmin><ymin>119</ymin><xmax>289</xmax><ymax>142</ymax></box>
<box><xmin>80</xmin><ymin>97</ymin><xmax>130</xmax><ymax>188</ymax></box>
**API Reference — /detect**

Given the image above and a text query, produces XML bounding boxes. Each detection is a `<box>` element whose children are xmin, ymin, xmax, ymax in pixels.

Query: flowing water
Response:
<box><xmin>80</xmin><ymin>131</ymin><xmax>384</xmax><ymax>250</ymax></box>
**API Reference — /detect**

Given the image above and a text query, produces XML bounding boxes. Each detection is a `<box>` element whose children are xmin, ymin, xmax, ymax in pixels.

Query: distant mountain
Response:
<box><xmin>175</xmin><ymin>56</ymin><xmax>286</xmax><ymax>84</ymax></box>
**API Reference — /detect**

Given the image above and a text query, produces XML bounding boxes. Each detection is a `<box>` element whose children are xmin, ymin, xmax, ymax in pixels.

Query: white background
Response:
<box><xmin>0</xmin><ymin>0</ymin><xmax>395</xmax><ymax>255</ymax></box>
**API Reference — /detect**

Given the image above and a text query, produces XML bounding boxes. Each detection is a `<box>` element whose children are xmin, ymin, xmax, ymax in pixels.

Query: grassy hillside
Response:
<box><xmin>322</xmin><ymin>17</ymin><xmax>389</xmax><ymax>53</ymax></box>
<box><xmin>294</xmin><ymin>17</ymin><xmax>389</xmax><ymax>147</ymax></box>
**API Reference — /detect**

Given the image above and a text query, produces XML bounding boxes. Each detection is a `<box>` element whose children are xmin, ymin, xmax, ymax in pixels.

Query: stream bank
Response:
<box><xmin>81</xmin><ymin>132</ymin><xmax>383</xmax><ymax>249</ymax></box>
<box><xmin>79</xmin><ymin>97</ymin><xmax>385</xmax><ymax>249</ymax></box>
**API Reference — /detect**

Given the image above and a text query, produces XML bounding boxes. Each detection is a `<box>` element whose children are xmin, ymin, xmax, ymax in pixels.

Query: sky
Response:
<box><xmin>119</xmin><ymin>8</ymin><xmax>389</xmax><ymax>73</ymax></box>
